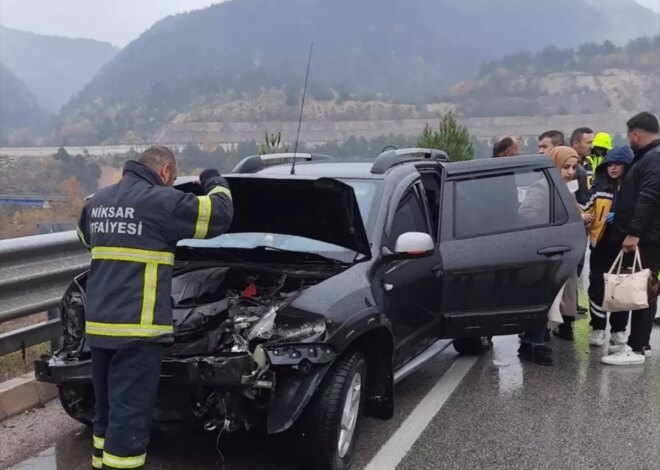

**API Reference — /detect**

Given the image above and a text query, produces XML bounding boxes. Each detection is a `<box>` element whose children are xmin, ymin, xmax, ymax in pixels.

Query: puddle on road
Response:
<box><xmin>4</xmin><ymin>427</ymin><xmax>90</xmax><ymax>470</ymax></box>
<box><xmin>7</xmin><ymin>447</ymin><xmax>56</xmax><ymax>470</ymax></box>
<box><xmin>490</xmin><ymin>337</ymin><xmax>524</xmax><ymax>395</ymax></box>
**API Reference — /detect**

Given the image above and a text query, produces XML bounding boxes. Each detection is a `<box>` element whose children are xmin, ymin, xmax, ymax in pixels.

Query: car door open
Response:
<box><xmin>437</xmin><ymin>166</ymin><xmax>586</xmax><ymax>339</ymax></box>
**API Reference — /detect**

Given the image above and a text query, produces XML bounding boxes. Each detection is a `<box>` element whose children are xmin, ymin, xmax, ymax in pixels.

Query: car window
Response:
<box><xmin>389</xmin><ymin>187</ymin><xmax>429</xmax><ymax>248</ymax></box>
<box><xmin>551</xmin><ymin>180</ymin><xmax>570</xmax><ymax>225</ymax></box>
<box><xmin>454</xmin><ymin>170</ymin><xmax>554</xmax><ymax>238</ymax></box>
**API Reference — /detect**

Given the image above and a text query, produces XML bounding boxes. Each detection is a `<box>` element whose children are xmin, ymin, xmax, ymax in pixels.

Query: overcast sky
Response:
<box><xmin>0</xmin><ymin>0</ymin><xmax>659</xmax><ymax>48</ymax></box>
<box><xmin>631</xmin><ymin>0</ymin><xmax>660</xmax><ymax>11</ymax></box>
<box><xmin>0</xmin><ymin>0</ymin><xmax>228</xmax><ymax>47</ymax></box>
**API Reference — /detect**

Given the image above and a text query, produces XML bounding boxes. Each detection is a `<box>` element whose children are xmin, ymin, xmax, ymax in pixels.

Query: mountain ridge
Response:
<box><xmin>55</xmin><ymin>0</ymin><xmax>660</xmax><ymax>144</ymax></box>
<box><xmin>0</xmin><ymin>25</ymin><xmax>119</xmax><ymax>114</ymax></box>
<box><xmin>0</xmin><ymin>63</ymin><xmax>45</xmax><ymax>146</ymax></box>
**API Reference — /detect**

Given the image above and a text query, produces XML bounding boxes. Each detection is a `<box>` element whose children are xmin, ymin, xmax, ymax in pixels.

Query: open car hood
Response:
<box><xmin>175</xmin><ymin>175</ymin><xmax>371</xmax><ymax>257</ymax></box>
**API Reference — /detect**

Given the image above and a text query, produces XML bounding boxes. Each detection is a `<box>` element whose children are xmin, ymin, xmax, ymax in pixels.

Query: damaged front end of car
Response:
<box><xmin>36</xmin><ymin>174</ymin><xmax>378</xmax><ymax>439</ymax></box>
<box><xmin>35</xmin><ymin>264</ymin><xmax>340</xmax><ymax>434</ymax></box>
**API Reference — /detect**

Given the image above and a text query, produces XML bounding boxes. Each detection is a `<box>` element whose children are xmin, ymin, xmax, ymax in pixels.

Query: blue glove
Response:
<box><xmin>606</xmin><ymin>212</ymin><xmax>615</xmax><ymax>224</ymax></box>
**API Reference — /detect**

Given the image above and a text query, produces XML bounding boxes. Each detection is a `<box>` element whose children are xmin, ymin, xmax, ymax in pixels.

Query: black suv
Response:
<box><xmin>35</xmin><ymin>149</ymin><xmax>585</xmax><ymax>470</ymax></box>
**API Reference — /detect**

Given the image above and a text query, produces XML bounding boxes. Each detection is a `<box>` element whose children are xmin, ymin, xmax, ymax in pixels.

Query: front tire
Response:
<box><xmin>298</xmin><ymin>350</ymin><xmax>367</xmax><ymax>470</ymax></box>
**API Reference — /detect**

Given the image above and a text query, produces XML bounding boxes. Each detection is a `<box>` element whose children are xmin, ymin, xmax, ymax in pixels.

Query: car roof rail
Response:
<box><xmin>232</xmin><ymin>153</ymin><xmax>334</xmax><ymax>173</ymax></box>
<box><xmin>370</xmin><ymin>148</ymin><xmax>449</xmax><ymax>174</ymax></box>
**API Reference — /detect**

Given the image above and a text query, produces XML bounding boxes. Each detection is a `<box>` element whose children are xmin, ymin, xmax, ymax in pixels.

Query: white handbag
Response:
<box><xmin>603</xmin><ymin>249</ymin><xmax>651</xmax><ymax>312</ymax></box>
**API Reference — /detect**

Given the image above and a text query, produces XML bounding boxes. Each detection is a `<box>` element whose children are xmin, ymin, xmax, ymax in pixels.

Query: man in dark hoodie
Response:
<box><xmin>602</xmin><ymin>112</ymin><xmax>660</xmax><ymax>366</ymax></box>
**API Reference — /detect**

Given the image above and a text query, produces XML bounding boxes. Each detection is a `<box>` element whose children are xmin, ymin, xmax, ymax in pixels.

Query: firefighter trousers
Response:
<box><xmin>91</xmin><ymin>344</ymin><xmax>162</xmax><ymax>469</ymax></box>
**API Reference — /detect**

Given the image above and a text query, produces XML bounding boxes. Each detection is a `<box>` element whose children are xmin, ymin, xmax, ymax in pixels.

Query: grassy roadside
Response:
<box><xmin>0</xmin><ymin>343</ymin><xmax>52</xmax><ymax>383</ymax></box>
<box><xmin>0</xmin><ymin>313</ymin><xmax>53</xmax><ymax>382</ymax></box>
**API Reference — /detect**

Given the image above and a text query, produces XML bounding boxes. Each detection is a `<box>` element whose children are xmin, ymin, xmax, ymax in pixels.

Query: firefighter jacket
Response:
<box><xmin>77</xmin><ymin>160</ymin><xmax>233</xmax><ymax>348</ymax></box>
<box><xmin>580</xmin><ymin>146</ymin><xmax>633</xmax><ymax>247</ymax></box>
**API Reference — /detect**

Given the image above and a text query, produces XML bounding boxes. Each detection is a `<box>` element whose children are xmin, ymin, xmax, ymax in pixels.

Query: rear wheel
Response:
<box><xmin>59</xmin><ymin>385</ymin><xmax>94</xmax><ymax>426</ymax></box>
<box><xmin>297</xmin><ymin>350</ymin><xmax>367</xmax><ymax>470</ymax></box>
<box><xmin>453</xmin><ymin>336</ymin><xmax>493</xmax><ymax>355</ymax></box>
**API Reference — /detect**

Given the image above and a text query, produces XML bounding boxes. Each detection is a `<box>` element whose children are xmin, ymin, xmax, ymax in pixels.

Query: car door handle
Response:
<box><xmin>432</xmin><ymin>264</ymin><xmax>444</xmax><ymax>277</ymax></box>
<box><xmin>537</xmin><ymin>246</ymin><xmax>572</xmax><ymax>257</ymax></box>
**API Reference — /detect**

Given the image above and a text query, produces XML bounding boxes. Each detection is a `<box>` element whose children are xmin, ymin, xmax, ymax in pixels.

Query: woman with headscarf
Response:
<box><xmin>580</xmin><ymin>146</ymin><xmax>634</xmax><ymax>350</ymax></box>
<box><xmin>518</xmin><ymin>146</ymin><xmax>593</xmax><ymax>365</ymax></box>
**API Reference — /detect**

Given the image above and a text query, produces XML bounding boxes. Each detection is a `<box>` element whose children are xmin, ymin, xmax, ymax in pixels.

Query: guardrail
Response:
<box><xmin>0</xmin><ymin>231</ymin><xmax>89</xmax><ymax>356</ymax></box>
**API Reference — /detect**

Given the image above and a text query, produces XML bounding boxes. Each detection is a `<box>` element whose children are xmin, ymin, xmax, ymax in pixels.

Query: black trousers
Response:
<box><xmin>91</xmin><ymin>344</ymin><xmax>162</xmax><ymax>469</ymax></box>
<box><xmin>588</xmin><ymin>240</ymin><xmax>630</xmax><ymax>332</ymax></box>
<box><xmin>628</xmin><ymin>246</ymin><xmax>660</xmax><ymax>353</ymax></box>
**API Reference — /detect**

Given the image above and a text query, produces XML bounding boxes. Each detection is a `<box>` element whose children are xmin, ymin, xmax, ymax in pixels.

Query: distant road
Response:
<box><xmin>0</xmin><ymin>112</ymin><xmax>631</xmax><ymax>158</ymax></box>
<box><xmin>0</xmin><ymin>144</ymin><xmax>184</xmax><ymax>159</ymax></box>
<box><xmin>0</xmin><ymin>142</ymin><xmax>246</xmax><ymax>159</ymax></box>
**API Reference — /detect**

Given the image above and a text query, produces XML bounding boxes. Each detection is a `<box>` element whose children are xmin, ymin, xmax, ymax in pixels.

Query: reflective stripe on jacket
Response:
<box><xmin>77</xmin><ymin>160</ymin><xmax>233</xmax><ymax>348</ymax></box>
<box><xmin>580</xmin><ymin>190</ymin><xmax>613</xmax><ymax>247</ymax></box>
<box><xmin>585</xmin><ymin>155</ymin><xmax>604</xmax><ymax>172</ymax></box>
<box><xmin>584</xmin><ymin>155</ymin><xmax>604</xmax><ymax>187</ymax></box>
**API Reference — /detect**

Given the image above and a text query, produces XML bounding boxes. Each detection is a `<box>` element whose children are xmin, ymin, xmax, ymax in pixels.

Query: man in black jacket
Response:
<box><xmin>602</xmin><ymin>112</ymin><xmax>660</xmax><ymax>366</ymax></box>
<box><xmin>570</xmin><ymin>127</ymin><xmax>593</xmax><ymax>206</ymax></box>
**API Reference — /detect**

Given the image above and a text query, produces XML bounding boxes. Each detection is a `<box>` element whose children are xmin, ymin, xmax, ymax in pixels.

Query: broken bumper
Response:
<box><xmin>34</xmin><ymin>343</ymin><xmax>336</xmax><ymax>386</ymax></box>
<box><xmin>34</xmin><ymin>354</ymin><xmax>256</xmax><ymax>386</ymax></box>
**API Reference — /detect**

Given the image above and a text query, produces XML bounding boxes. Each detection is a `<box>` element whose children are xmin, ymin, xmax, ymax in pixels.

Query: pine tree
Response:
<box><xmin>259</xmin><ymin>132</ymin><xmax>288</xmax><ymax>155</ymax></box>
<box><xmin>417</xmin><ymin>112</ymin><xmax>474</xmax><ymax>161</ymax></box>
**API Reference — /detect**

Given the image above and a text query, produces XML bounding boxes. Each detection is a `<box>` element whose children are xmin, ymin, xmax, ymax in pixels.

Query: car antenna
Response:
<box><xmin>291</xmin><ymin>42</ymin><xmax>313</xmax><ymax>175</ymax></box>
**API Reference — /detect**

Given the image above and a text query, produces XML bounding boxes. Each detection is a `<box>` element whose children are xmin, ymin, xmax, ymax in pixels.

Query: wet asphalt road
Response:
<box><xmin>2</xmin><ymin>320</ymin><xmax>660</xmax><ymax>470</ymax></box>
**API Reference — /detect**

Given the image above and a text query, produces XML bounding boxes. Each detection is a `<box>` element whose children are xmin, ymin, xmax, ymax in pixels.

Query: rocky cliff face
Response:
<box><xmin>150</xmin><ymin>65</ymin><xmax>655</xmax><ymax>145</ymax></box>
<box><xmin>446</xmin><ymin>69</ymin><xmax>659</xmax><ymax>118</ymax></box>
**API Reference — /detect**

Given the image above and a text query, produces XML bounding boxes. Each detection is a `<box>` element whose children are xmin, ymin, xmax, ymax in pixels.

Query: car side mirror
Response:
<box><xmin>381</xmin><ymin>232</ymin><xmax>434</xmax><ymax>262</ymax></box>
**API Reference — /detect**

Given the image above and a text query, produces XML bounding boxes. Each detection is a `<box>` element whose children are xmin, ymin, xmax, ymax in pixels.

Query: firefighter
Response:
<box><xmin>77</xmin><ymin>145</ymin><xmax>233</xmax><ymax>469</ymax></box>
<box><xmin>585</xmin><ymin>132</ymin><xmax>613</xmax><ymax>187</ymax></box>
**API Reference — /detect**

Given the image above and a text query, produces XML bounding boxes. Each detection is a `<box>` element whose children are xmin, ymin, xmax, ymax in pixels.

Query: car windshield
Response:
<box><xmin>178</xmin><ymin>179</ymin><xmax>379</xmax><ymax>256</ymax></box>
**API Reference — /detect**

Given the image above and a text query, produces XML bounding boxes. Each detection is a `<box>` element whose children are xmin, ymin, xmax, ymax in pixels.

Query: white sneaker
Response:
<box><xmin>608</xmin><ymin>331</ymin><xmax>628</xmax><ymax>353</ymax></box>
<box><xmin>643</xmin><ymin>347</ymin><xmax>652</xmax><ymax>358</ymax></box>
<box><xmin>601</xmin><ymin>346</ymin><xmax>646</xmax><ymax>365</ymax></box>
<box><xmin>589</xmin><ymin>330</ymin><xmax>606</xmax><ymax>347</ymax></box>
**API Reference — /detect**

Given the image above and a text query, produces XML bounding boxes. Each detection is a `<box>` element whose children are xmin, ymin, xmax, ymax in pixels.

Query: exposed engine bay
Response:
<box><xmin>59</xmin><ymin>264</ymin><xmax>331</xmax><ymax>356</ymax></box>
<box><xmin>51</xmin><ymin>263</ymin><xmax>338</xmax><ymax>432</ymax></box>
<box><xmin>168</xmin><ymin>266</ymin><xmax>326</xmax><ymax>357</ymax></box>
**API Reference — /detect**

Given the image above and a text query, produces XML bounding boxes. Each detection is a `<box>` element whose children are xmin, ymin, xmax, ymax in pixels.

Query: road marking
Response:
<box><xmin>364</xmin><ymin>356</ymin><xmax>478</xmax><ymax>470</ymax></box>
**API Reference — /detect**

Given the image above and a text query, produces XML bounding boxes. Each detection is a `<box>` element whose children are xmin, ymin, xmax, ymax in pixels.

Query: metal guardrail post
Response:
<box><xmin>47</xmin><ymin>308</ymin><xmax>63</xmax><ymax>351</ymax></box>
